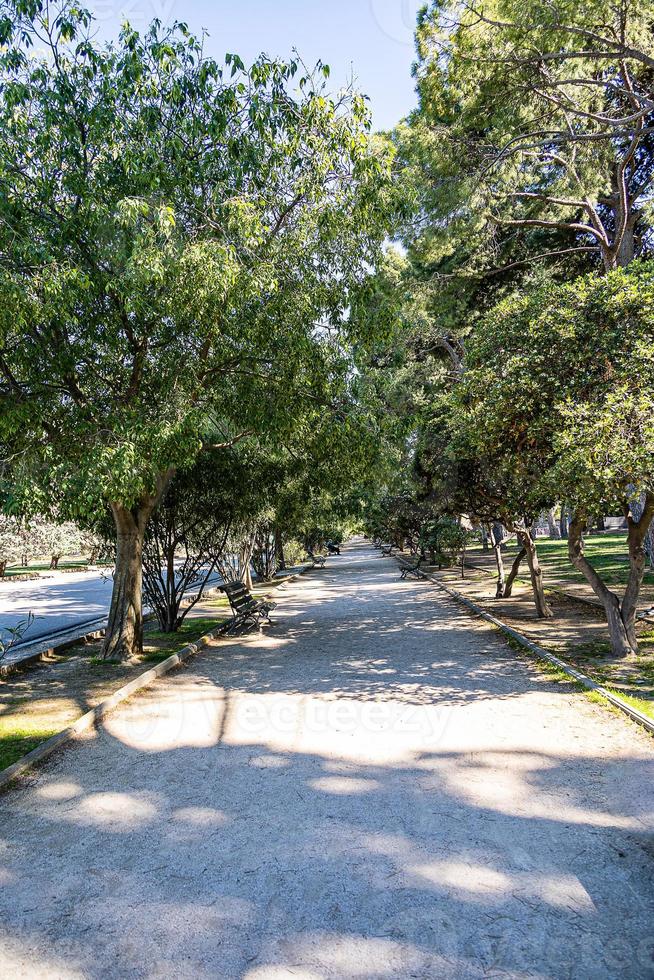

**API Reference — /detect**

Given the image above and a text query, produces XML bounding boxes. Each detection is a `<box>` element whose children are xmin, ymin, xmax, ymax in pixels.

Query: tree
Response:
<box><xmin>421</xmin><ymin>516</ymin><xmax>473</xmax><ymax>575</ymax></box>
<box><xmin>141</xmin><ymin>453</ymin><xmax>234</xmax><ymax>633</ymax></box>
<box><xmin>416</xmin><ymin>395</ymin><xmax>555</xmax><ymax>617</ymax></box>
<box><xmin>0</xmin><ymin>515</ymin><xmax>22</xmax><ymax>577</ymax></box>
<box><xmin>251</xmin><ymin>519</ymin><xmax>279</xmax><ymax>583</ymax></box>
<box><xmin>460</xmin><ymin>261</ymin><xmax>654</xmax><ymax>655</ymax></box>
<box><xmin>30</xmin><ymin>518</ymin><xmax>81</xmax><ymax>569</ymax></box>
<box><xmin>0</xmin><ymin>2</ymin><xmax>393</xmax><ymax>659</ymax></box>
<box><xmin>411</xmin><ymin>0</ymin><xmax>654</xmax><ymax>275</ymax></box>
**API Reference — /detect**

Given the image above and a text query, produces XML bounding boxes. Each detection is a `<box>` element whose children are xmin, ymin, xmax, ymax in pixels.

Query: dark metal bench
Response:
<box><xmin>307</xmin><ymin>551</ymin><xmax>327</xmax><ymax>568</ymax></box>
<box><xmin>400</xmin><ymin>557</ymin><xmax>427</xmax><ymax>580</ymax></box>
<box><xmin>220</xmin><ymin>580</ymin><xmax>277</xmax><ymax>631</ymax></box>
<box><xmin>380</xmin><ymin>544</ymin><xmax>395</xmax><ymax>557</ymax></box>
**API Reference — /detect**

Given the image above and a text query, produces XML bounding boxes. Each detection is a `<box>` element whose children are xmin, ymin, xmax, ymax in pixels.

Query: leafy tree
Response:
<box><xmin>141</xmin><ymin>454</ymin><xmax>234</xmax><ymax>633</ymax></box>
<box><xmin>30</xmin><ymin>518</ymin><xmax>82</xmax><ymax>569</ymax></box>
<box><xmin>457</xmin><ymin>261</ymin><xmax>654</xmax><ymax>655</ymax></box>
<box><xmin>416</xmin><ymin>396</ymin><xmax>555</xmax><ymax>616</ymax></box>
<box><xmin>420</xmin><ymin>516</ymin><xmax>473</xmax><ymax>573</ymax></box>
<box><xmin>0</xmin><ymin>515</ymin><xmax>22</xmax><ymax>576</ymax></box>
<box><xmin>0</xmin><ymin>2</ymin><xmax>392</xmax><ymax>658</ymax></box>
<box><xmin>411</xmin><ymin>0</ymin><xmax>654</xmax><ymax>274</ymax></box>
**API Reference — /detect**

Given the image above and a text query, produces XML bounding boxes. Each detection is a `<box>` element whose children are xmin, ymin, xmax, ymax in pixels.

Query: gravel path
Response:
<box><xmin>1</xmin><ymin>541</ymin><xmax>653</xmax><ymax>979</ymax></box>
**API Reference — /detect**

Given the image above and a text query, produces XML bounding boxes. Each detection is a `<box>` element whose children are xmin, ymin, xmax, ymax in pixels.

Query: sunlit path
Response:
<box><xmin>1</xmin><ymin>540</ymin><xmax>653</xmax><ymax>979</ymax></box>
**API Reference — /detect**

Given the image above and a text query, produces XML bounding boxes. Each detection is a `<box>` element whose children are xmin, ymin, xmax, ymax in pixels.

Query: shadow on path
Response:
<box><xmin>0</xmin><ymin>541</ymin><xmax>653</xmax><ymax>979</ymax></box>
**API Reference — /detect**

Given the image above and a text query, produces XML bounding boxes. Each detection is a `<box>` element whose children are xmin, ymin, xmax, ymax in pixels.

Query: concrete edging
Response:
<box><xmin>393</xmin><ymin>553</ymin><xmax>654</xmax><ymax>737</ymax></box>
<box><xmin>0</xmin><ymin>563</ymin><xmax>314</xmax><ymax>791</ymax></box>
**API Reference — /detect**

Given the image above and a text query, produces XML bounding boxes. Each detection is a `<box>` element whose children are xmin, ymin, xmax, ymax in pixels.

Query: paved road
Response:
<box><xmin>1</xmin><ymin>542</ymin><xmax>653</xmax><ymax>978</ymax></box>
<box><xmin>0</xmin><ymin>568</ymin><xmax>221</xmax><ymax>649</ymax></box>
<box><xmin>0</xmin><ymin>568</ymin><xmax>114</xmax><ymax>645</ymax></box>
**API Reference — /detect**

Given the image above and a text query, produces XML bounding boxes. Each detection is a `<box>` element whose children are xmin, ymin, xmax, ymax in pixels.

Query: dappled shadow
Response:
<box><xmin>0</xmin><ymin>542</ymin><xmax>653</xmax><ymax>978</ymax></box>
<box><xmin>1</xmin><ymin>729</ymin><xmax>653</xmax><ymax>977</ymax></box>
<box><xmin>181</xmin><ymin>549</ymin><xmax>570</xmax><ymax>709</ymax></box>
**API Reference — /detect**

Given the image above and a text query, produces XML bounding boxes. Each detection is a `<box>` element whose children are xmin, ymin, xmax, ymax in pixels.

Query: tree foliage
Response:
<box><xmin>409</xmin><ymin>0</ymin><xmax>654</xmax><ymax>274</ymax></box>
<box><xmin>0</xmin><ymin>1</ymin><xmax>393</xmax><ymax>658</ymax></box>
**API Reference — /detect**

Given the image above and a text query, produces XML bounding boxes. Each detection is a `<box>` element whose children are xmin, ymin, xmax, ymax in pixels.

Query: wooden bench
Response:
<box><xmin>307</xmin><ymin>551</ymin><xmax>327</xmax><ymax>568</ymax></box>
<box><xmin>220</xmin><ymin>580</ymin><xmax>277</xmax><ymax>631</ymax></box>
<box><xmin>400</xmin><ymin>557</ymin><xmax>427</xmax><ymax>580</ymax></box>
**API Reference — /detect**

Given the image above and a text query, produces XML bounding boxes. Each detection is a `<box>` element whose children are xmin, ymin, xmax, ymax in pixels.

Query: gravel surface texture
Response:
<box><xmin>1</xmin><ymin>541</ymin><xmax>653</xmax><ymax>979</ymax></box>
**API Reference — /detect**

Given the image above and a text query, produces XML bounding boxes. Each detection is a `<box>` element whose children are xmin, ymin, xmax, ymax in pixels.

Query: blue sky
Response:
<box><xmin>86</xmin><ymin>0</ymin><xmax>424</xmax><ymax>130</ymax></box>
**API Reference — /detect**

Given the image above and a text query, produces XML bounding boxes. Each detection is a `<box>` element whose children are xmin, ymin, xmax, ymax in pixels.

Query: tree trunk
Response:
<box><xmin>604</xmin><ymin>192</ymin><xmax>637</xmax><ymax>270</ymax></box>
<box><xmin>488</xmin><ymin>524</ymin><xmax>505</xmax><ymax>598</ymax></box>
<box><xmin>239</xmin><ymin>532</ymin><xmax>256</xmax><ymax>591</ymax></box>
<box><xmin>622</xmin><ymin>493</ymin><xmax>654</xmax><ymax>651</ymax></box>
<box><xmin>647</xmin><ymin>517</ymin><xmax>654</xmax><ymax>571</ymax></box>
<box><xmin>568</xmin><ymin>513</ymin><xmax>635</xmax><ymax>657</ymax></box>
<box><xmin>102</xmin><ymin>470</ymin><xmax>174</xmax><ymax>661</ymax></box>
<box><xmin>547</xmin><ymin>508</ymin><xmax>561</xmax><ymax>539</ymax></box>
<box><xmin>0</xmin><ymin>560</ymin><xmax>6</xmax><ymax>578</ymax></box>
<box><xmin>559</xmin><ymin>503</ymin><xmax>569</xmax><ymax>539</ymax></box>
<box><xmin>103</xmin><ymin>504</ymin><xmax>148</xmax><ymax>661</ymax></box>
<box><xmin>50</xmin><ymin>554</ymin><xmax>60</xmax><ymax>570</ymax></box>
<box><xmin>274</xmin><ymin>527</ymin><xmax>286</xmax><ymax>570</ymax></box>
<box><xmin>516</xmin><ymin>527</ymin><xmax>553</xmax><ymax>618</ymax></box>
<box><xmin>165</xmin><ymin>538</ymin><xmax>177</xmax><ymax>633</ymax></box>
<box><xmin>631</xmin><ymin>494</ymin><xmax>654</xmax><ymax>570</ymax></box>
<box><xmin>504</xmin><ymin>546</ymin><xmax>527</xmax><ymax>598</ymax></box>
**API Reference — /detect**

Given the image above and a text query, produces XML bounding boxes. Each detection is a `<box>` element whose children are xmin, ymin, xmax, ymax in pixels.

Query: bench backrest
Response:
<box><xmin>221</xmin><ymin>580</ymin><xmax>258</xmax><ymax>613</ymax></box>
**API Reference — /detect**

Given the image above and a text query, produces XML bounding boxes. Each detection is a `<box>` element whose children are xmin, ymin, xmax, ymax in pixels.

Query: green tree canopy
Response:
<box><xmin>408</xmin><ymin>0</ymin><xmax>654</xmax><ymax>275</ymax></box>
<box><xmin>447</xmin><ymin>260</ymin><xmax>654</xmax><ymax>653</ymax></box>
<box><xmin>0</xmin><ymin>1</ymin><xmax>394</xmax><ymax>658</ymax></box>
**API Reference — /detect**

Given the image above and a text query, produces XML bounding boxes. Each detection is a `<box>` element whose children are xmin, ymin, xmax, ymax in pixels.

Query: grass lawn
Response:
<box><xmin>470</xmin><ymin>531</ymin><xmax>654</xmax><ymax>590</ymax></box>
<box><xmin>0</xmin><ymin>559</ymin><xmax>113</xmax><ymax>579</ymax></box>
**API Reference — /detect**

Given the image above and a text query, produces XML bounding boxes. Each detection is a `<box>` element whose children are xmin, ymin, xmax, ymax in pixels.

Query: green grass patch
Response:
<box><xmin>562</xmin><ymin>640</ymin><xmax>613</xmax><ymax>660</ymax></box>
<box><xmin>470</xmin><ymin>531</ymin><xmax>654</xmax><ymax>590</ymax></box>
<box><xmin>147</xmin><ymin>616</ymin><xmax>224</xmax><ymax>643</ymax></box>
<box><xmin>532</xmin><ymin>656</ymin><xmax>585</xmax><ymax>691</ymax></box>
<box><xmin>604</xmin><ymin>688</ymin><xmax>654</xmax><ymax>721</ymax></box>
<box><xmin>87</xmin><ymin>616</ymin><xmax>227</xmax><ymax>666</ymax></box>
<box><xmin>140</xmin><ymin>650</ymin><xmax>175</xmax><ymax>664</ymax></box>
<box><xmin>0</xmin><ymin>725</ymin><xmax>59</xmax><ymax>771</ymax></box>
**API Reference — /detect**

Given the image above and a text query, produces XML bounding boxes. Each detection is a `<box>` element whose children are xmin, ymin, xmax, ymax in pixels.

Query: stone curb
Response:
<box><xmin>392</xmin><ymin>553</ymin><xmax>654</xmax><ymax>738</ymax></box>
<box><xmin>0</xmin><ymin>563</ymin><xmax>314</xmax><ymax>792</ymax></box>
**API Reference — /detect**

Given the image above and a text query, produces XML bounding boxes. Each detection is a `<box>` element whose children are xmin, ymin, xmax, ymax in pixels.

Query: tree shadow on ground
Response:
<box><xmin>0</xmin><ymin>543</ymin><xmax>653</xmax><ymax>978</ymax></box>
<box><xmin>1</xmin><ymin>722</ymin><xmax>653</xmax><ymax>979</ymax></box>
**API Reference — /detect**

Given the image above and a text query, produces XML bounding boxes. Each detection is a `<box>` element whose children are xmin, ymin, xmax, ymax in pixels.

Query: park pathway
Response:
<box><xmin>1</xmin><ymin>541</ymin><xmax>653</xmax><ymax>979</ymax></box>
